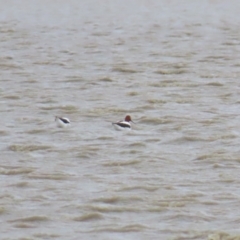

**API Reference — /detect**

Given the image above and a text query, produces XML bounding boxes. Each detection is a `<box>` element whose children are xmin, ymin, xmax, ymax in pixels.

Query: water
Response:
<box><xmin>1</xmin><ymin>1</ymin><xmax>240</xmax><ymax>239</ymax></box>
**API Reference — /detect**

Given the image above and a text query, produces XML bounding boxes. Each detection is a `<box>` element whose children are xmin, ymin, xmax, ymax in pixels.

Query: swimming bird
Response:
<box><xmin>55</xmin><ymin>116</ymin><xmax>71</xmax><ymax>128</ymax></box>
<box><xmin>112</xmin><ymin>115</ymin><xmax>134</xmax><ymax>130</ymax></box>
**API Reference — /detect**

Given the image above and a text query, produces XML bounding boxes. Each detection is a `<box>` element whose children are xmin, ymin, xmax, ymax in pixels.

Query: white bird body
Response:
<box><xmin>112</xmin><ymin>115</ymin><xmax>133</xmax><ymax>131</ymax></box>
<box><xmin>55</xmin><ymin>116</ymin><xmax>71</xmax><ymax>128</ymax></box>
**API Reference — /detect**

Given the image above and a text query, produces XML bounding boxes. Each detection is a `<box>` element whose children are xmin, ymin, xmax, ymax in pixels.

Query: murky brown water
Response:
<box><xmin>1</xmin><ymin>1</ymin><xmax>240</xmax><ymax>239</ymax></box>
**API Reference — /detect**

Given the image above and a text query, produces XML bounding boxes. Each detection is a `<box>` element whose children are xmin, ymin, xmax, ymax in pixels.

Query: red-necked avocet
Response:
<box><xmin>55</xmin><ymin>116</ymin><xmax>71</xmax><ymax>128</ymax></box>
<box><xmin>112</xmin><ymin>115</ymin><xmax>134</xmax><ymax>130</ymax></box>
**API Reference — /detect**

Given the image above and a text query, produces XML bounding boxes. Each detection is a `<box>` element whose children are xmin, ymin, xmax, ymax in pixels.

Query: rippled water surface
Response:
<box><xmin>1</xmin><ymin>1</ymin><xmax>240</xmax><ymax>239</ymax></box>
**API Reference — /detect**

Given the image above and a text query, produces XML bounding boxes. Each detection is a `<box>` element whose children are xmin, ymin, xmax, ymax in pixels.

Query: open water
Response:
<box><xmin>1</xmin><ymin>1</ymin><xmax>240</xmax><ymax>239</ymax></box>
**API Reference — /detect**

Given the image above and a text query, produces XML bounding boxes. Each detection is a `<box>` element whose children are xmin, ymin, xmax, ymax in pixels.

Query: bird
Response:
<box><xmin>112</xmin><ymin>115</ymin><xmax>134</xmax><ymax>130</ymax></box>
<box><xmin>55</xmin><ymin>116</ymin><xmax>71</xmax><ymax>128</ymax></box>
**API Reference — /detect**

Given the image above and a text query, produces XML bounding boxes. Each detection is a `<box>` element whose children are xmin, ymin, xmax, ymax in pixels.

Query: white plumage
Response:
<box><xmin>55</xmin><ymin>116</ymin><xmax>71</xmax><ymax>128</ymax></box>
<box><xmin>112</xmin><ymin>115</ymin><xmax>134</xmax><ymax>131</ymax></box>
